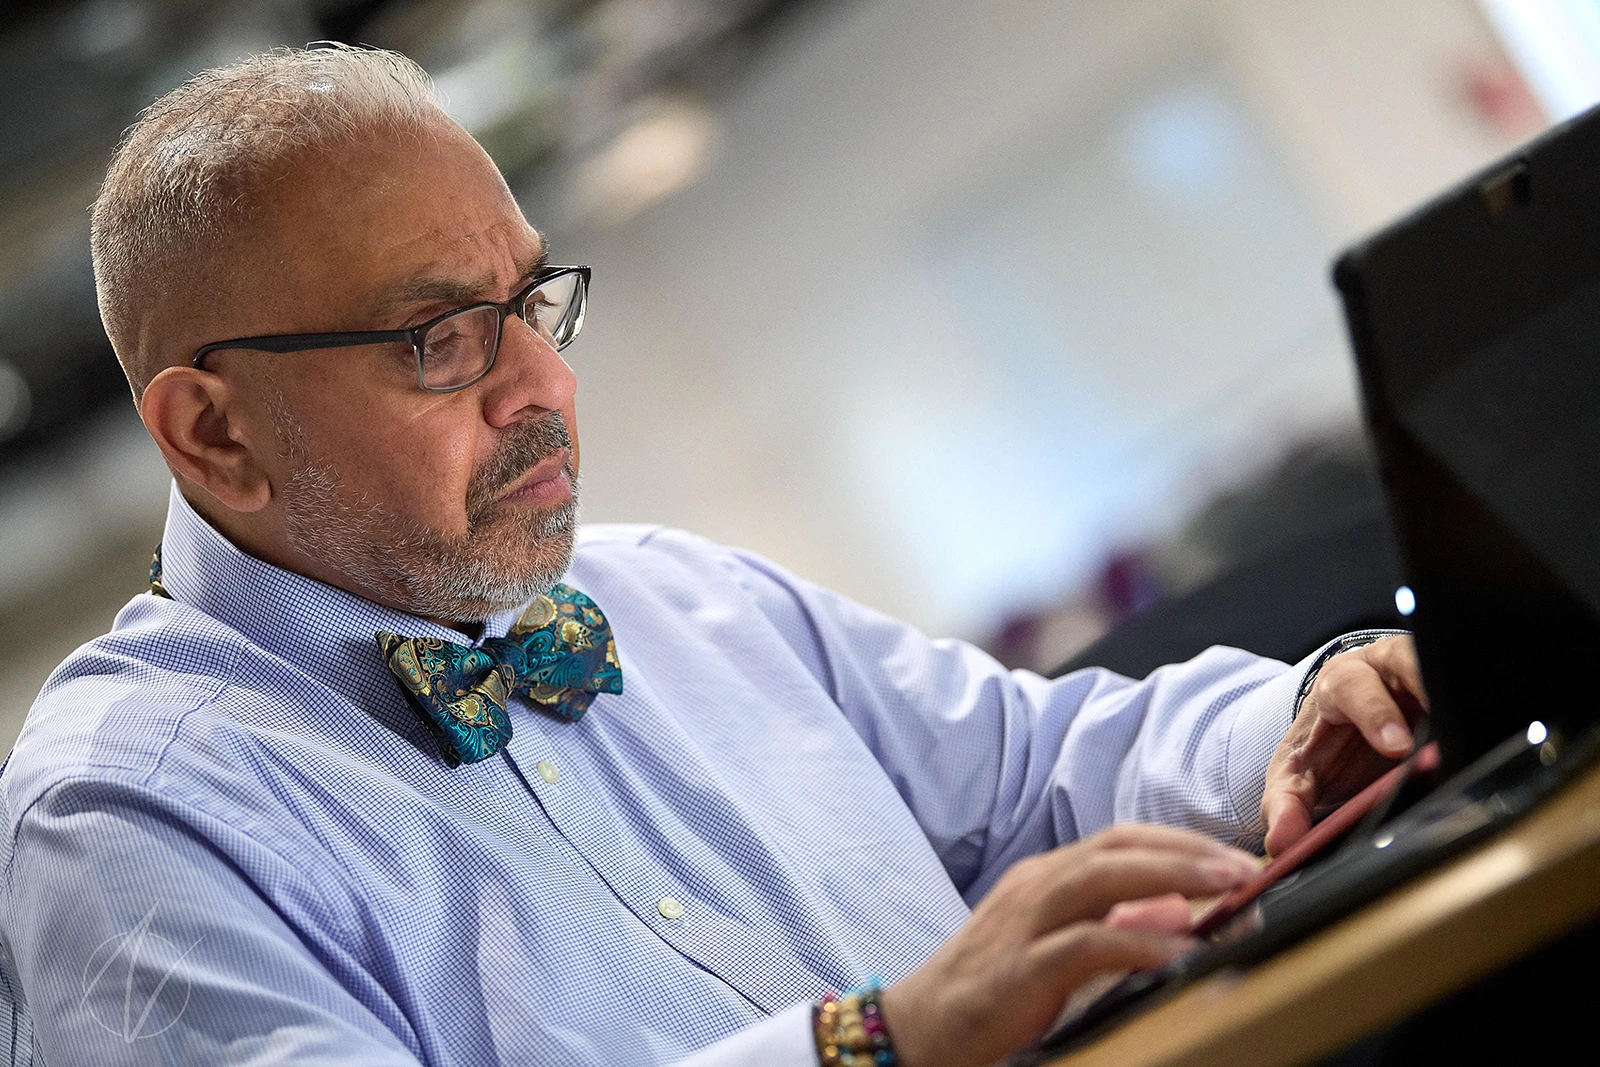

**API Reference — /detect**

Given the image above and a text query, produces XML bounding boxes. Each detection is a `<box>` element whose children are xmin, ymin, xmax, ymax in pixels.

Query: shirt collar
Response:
<box><xmin>157</xmin><ymin>481</ymin><xmax>524</xmax><ymax>705</ymax></box>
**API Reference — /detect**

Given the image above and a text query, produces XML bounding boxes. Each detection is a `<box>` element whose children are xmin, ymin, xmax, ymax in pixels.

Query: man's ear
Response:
<box><xmin>139</xmin><ymin>365</ymin><xmax>274</xmax><ymax>514</ymax></box>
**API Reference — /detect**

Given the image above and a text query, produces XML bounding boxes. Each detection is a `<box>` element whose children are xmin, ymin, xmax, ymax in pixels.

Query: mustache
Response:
<box><xmin>465</xmin><ymin>413</ymin><xmax>574</xmax><ymax>522</ymax></box>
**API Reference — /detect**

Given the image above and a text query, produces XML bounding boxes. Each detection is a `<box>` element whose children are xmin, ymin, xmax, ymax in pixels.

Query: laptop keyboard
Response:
<box><xmin>1009</xmin><ymin>723</ymin><xmax>1598</xmax><ymax>1065</ymax></box>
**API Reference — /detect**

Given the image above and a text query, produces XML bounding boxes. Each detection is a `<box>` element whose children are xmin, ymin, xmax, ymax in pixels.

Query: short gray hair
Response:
<box><xmin>91</xmin><ymin>43</ymin><xmax>445</xmax><ymax>396</ymax></box>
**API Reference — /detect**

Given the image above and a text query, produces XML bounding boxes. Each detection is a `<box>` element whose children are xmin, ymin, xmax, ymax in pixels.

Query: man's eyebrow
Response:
<box><xmin>373</xmin><ymin>239</ymin><xmax>551</xmax><ymax>322</ymax></box>
<box><xmin>522</xmin><ymin>243</ymin><xmax>550</xmax><ymax>278</ymax></box>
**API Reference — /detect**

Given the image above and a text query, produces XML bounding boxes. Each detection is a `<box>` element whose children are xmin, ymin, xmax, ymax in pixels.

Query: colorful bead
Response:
<box><xmin>812</xmin><ymin>982</ymin><xmax>898</xmax><ymax>1067</ymax></box>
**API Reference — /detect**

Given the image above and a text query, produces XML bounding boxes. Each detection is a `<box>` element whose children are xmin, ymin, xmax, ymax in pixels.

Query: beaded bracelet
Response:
<box><xmin>812</xmin><ymin>981</ymin><xmax>898</xmax><ymax>1067</ymax></box>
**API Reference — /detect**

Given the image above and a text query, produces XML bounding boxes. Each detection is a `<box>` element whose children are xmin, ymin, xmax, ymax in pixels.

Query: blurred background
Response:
<box><xmin>2</xmin><ymin>0</ymin><xmax>1599</xmax><ymax>751</ymax></box>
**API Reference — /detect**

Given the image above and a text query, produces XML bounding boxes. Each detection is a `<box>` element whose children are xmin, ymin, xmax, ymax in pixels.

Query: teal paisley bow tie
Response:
<box><xmin>376</xmin><ymin>585</ymin><xmax>623</xmax><ymax>766</ymax></box>
<box><xmin>147</xmin><ymin>544</ymin><xmax>620</xmax><ymax>767</ymax></box>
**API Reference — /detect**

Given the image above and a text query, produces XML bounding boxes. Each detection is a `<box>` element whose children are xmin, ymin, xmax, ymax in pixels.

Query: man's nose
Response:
<box><xmin>480</xmin><ymin>313</ymin><xmax>577</xmax><ymax>426</ymax></box>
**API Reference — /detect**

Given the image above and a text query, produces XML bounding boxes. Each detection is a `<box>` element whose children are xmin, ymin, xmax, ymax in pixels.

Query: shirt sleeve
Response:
<box><xmin>667</xmin><ymin>1002</ymin><xmax>816</xmax><ymax>1067</ymax></box>
<box><xmin>712</xmin><ymin>540</ymin><xmax>1325</xmax><ymax>902</ymax></box>
<box><xmin>0</xmin><ymin>777</ymin><xmax>422</xmax><ymax>1066</ymax></box>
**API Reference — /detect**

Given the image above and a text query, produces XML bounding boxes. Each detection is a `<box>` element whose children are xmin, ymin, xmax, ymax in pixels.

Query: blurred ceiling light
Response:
<box><xmin>0</xmin><ymin>362</ymin><xmax>32</xmax><ymax>444</ymax></box>
<box><xmin>568</xmin><ymin>97</ymin><xmax>716</xmax><ymax>227</ymax></box>
<box><xmin>588</xmin><ymin>0</ymin><xmax>731</xmax><ymax>70</ymax></box>
<box><xmin>1479</xmin><ymin>0</ymin><xmax>1600</xmax><ymax>121</ymax></box>
<box><xmin>1121</xmin><ymin>87</ymin><xmax>1245</xmax><ymax>208</ymax></box>
<box><xmin>66</xmin><ymin>0</ymin><xmax>150</xmax><ymax>59</ymax></box>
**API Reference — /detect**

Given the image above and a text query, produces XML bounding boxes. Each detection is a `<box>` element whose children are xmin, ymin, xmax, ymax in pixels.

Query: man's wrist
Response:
<box><xmin>1293</xmin><ymin>629</ymin><xmax>1410</xmax><ymax>717</ymax></box>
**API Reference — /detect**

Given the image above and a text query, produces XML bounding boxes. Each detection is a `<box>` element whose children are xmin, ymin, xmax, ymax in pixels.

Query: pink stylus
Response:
<box><xmin>1190</xmin><ymin>740</ymin><xmax>1442</xmax><ymax>938</ymax></box>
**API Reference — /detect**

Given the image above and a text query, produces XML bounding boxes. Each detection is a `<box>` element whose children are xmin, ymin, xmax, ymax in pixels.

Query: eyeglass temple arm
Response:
<box><xmin>191</xmin><ymin>330</ymin><xmax>413</xmax><ymax>368</ymax></box>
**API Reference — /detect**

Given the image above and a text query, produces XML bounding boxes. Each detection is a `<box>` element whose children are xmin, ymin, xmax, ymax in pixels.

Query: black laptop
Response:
<box><xmin>1017</xmin><ymin>101</ymin><xmax>1600</xmax><ymax>1061</ymax></box>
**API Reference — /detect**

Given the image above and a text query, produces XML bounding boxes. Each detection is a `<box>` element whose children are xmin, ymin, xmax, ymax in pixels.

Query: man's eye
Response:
<box><xmin>424</xmin><ymin>327</ymin><xmax>476</xmax><ymax>362</ymax></box>
<box><xmin>529</xmin><ymin>290</ymin><xmax>571</xmax><ymax>321</ymax></box>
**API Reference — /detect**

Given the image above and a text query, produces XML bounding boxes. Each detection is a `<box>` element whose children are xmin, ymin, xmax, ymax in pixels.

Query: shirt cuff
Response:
<box><xmin>1291</xmin><ymin>628</ymin><xmax>1409</xmax><ymax>715</ymax></box>
<box><xmin>1224</xmin><ymin>629</ymin><xmax>1411</xmax><ymax>849</ymax></box>
<box><xmin>668</xmin><ymin>1001</ymin><xmax>817</xmax><ymax>1067</ymax></box>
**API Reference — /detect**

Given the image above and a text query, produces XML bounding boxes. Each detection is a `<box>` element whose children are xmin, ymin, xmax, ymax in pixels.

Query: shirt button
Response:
<box><xmin>657</xmin><ymin>897</ymin><xmax>684</xmax><ymax>920</ymax></box>
<box><xmin>536</xmin><ymin>760</ymin><xmax>559</xmax><ymax>784</ymax></box>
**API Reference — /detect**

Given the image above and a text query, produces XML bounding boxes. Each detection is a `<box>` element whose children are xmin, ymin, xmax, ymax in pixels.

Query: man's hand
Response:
<box><xmin>878</xmin><ymin>825</ymin><xmax>1258</xmax><ymax>1067</ymax></box>
<box><xmin>1262</xmin><ymin>634</ymin><xmax>1429</xmax><ymax>856</ymax></box>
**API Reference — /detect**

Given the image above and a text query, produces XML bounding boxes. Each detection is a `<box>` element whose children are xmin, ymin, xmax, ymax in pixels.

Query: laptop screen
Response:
<box><xmin>1337</xmin><ymin>109</ymin><xmax>1600</xmax><ymax>773</ymax></box>
<box><xmin>1397</xmin><ymin>268</ymin><xmax>1600</xmax><ymax>622</ymax></box>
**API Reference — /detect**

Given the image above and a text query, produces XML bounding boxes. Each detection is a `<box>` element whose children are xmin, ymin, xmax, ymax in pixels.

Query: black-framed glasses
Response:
<box><xmin>191</xmin><ymin>265</ymin><xmax>590</xmax><ymax>393</ymax></box>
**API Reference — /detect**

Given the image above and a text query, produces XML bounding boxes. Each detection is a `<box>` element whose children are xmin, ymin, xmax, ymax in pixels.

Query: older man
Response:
<box><xmin>0</xmin><ymin>45</ymin><xmax>1424</xmax><ymax>1067</ymax></box>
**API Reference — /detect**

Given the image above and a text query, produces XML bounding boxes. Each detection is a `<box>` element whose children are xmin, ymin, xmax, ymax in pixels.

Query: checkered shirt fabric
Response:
<box><xmin>0</xmin><ymin>483</ymin><xmax>1320</xmax><ymax>1066</ymax></box>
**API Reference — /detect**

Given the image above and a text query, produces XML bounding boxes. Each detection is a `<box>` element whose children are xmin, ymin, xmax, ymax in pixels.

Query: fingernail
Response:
<box><xmin>1211</xmin><ymin>847</ymin><xmax>1258</xmax><ymax>872</ymax></box>
<box><xmin>1381</xmin><ymin>723</ymin><xmax>1411</xmax><ymax>752</ymax></box>
<box><xmin>1203</xmin><ymin>859</ymin><xmax>1250</xmax><ymax>887</ymax></box>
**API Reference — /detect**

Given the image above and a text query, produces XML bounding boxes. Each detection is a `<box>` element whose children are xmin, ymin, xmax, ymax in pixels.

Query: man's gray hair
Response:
<box><xmin>91</xmin><ymin>43</ymin><xmax>445</xmax><ymax>395</ymax></box>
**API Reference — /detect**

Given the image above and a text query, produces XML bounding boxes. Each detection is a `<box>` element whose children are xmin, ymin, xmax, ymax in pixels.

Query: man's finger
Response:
<box><xmin>1262</xmin><ymin>783</ymin><xmax>1315</xmax><ymax>857</ymax></box>
<box><xmin>1318</xmin><ymin>656</ymin><xmax>1414</xmax><ymax>757</ymax></box>
<box><xmin>1027</xmin><ymin>923</ymin><xmax>1194</xmax><ymax>998</ymax></box>
<box><xmin>1361</xmin><ymin>636</ymin><xmax>1430</xmax><ymax>713</ymax></box>
<box><xmin>1080</xmin><ymin>822</ymin><xmax>1259</xmax><ymax>861</ymax></box>
<box><xmin>1037</xmin><ymin>848</ymin><xmax>1256</xmax><ymax>927</ymax></box>
<box><xmin>1105</xmin><ymin>893</ymin><xmax>1193</xmax><ymax>933</ymax></box>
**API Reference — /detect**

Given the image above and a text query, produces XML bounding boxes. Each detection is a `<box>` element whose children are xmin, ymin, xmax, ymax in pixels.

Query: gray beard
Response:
<box><xmin>275</xmin><ymin>410</ymin><xmax>580</xmax><ymax>623</ymax></box>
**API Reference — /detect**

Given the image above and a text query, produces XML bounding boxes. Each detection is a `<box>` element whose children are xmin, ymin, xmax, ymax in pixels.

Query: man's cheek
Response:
<box><xmin>560</xmin><ymin>401</ymin><xmax>579</xmax><ymax>475</ymax></box>
<box><xmin>408</xmin><ymin>428</ymin><xmax>480</xmax><ymax>529</ymax></box>
<box><xmin>342</xmin><ymin>394</ymin><xmax>480</xmax><ymax>524</ymax></box>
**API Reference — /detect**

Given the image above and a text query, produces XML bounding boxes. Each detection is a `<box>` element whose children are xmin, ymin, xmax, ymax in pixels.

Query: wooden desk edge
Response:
<box><xmin>1047</xmin><ymin>760</ymin><xmax>1600</xmax><ymax>1067</ymax></box>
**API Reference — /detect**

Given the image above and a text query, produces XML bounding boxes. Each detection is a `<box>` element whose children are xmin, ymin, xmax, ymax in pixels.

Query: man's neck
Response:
<box><xmin>428</xmin><ymin>618</ymin><xmax>485</xmax><ymax>642</ymax></box>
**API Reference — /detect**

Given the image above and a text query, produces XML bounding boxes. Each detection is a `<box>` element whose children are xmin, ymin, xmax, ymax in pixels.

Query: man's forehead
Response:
<box><xmin>367</xmin><ymin>226</ymin><xmax>548</xmax><ymax>319</ymax></box>
<box><xmin>262</xmin><ymin>127</ymin><xmax>545</xmax><ymax>322</ymax></box>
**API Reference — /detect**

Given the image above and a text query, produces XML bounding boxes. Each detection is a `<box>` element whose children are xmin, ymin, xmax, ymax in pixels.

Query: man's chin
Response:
<box><xmin>287</xmin><ymin>520</ymin><xmax>578</xmax><ymax>625</ymax></box>
<box><xmin>279</xmin><ymin>452</ymin><xmax>582</xmax><ymax>623</ymax></box>
<box><xmin>402</xmin><ymin>518</ymin><xmax>579</xmax><ymax>622</ymax></box>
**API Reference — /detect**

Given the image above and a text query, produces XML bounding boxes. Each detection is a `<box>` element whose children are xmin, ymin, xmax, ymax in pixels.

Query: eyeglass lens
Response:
<box><xmin>523</xmin><ymin>271</ymin><xmax>584</xmax><ymax>349</ymax></box>
<box><xmin>418</xmin><ymin>271</ymin><xmax>584</xmax><ymax>391</ymax></box>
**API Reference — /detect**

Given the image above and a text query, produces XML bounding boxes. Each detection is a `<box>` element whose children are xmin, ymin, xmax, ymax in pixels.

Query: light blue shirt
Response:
<box><xmin>0</xmin><ymin>484</ymin><xmax>1317</xmax><ymax>1066</ymax></box>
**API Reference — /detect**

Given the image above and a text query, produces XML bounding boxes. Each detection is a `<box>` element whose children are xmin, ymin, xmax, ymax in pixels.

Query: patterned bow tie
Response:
<box><xmin>376</xmin><ymin>585</ymin><xmax>623</xmax><ymax>766</ymax></box>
